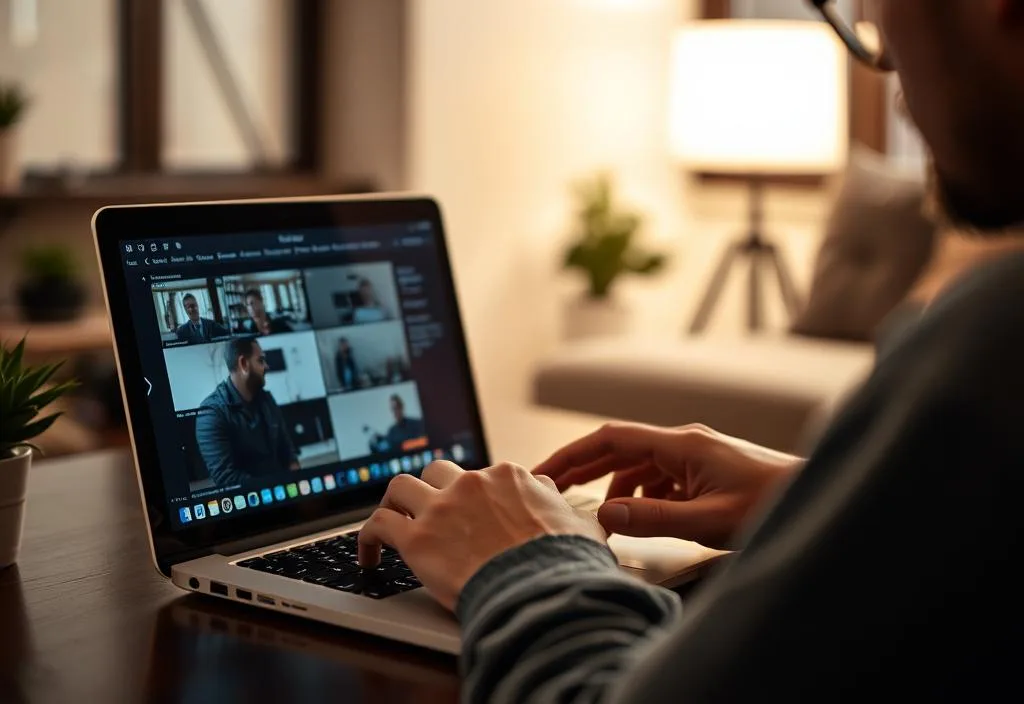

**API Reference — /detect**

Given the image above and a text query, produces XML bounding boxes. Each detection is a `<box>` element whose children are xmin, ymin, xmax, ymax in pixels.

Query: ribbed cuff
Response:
<box><xmin>456</xmin><ymin>534</ymin><xmax>620</xmax><ymax>625</ymax></box>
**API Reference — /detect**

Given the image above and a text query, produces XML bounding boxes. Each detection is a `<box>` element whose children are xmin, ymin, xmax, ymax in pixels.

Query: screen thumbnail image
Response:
<box><xmin>327</xmin><ymin>381</ymin><xmax>427</xmax><ymax>462</ymax></box>
<box><xmin>180</xmin><ymin>399</ymin><xmax>339</xmax><ymax>492</ymax></box>
<box><xmin>151</xmin><ymin>278</ymin><xmax>231</xmax><ymax>345</ymax></box>
<box><xmin>316</xmin><ymin>321</ymin><xmax>412</xmax><ymax>394</ymax></box>
<box><xmin>222</xmin><ymin>270</ymin><xmax>312</xmax><ymax>337</ymax></box>
<box><xmin>304</xmin><ymin>262</ymin><xmax>400</xmax><ymax>329</ymax></box>
<box><xmin>164</xmin><ymin>332</ymin><xmax>327</xmax><ymax>412</ymax></box>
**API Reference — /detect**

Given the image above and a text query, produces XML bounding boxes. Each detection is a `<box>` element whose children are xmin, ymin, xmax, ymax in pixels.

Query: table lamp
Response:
<box><xmin>669</xmin><ymin>19</ymin><xmax>848</xmax><ymax>333</ymax></box>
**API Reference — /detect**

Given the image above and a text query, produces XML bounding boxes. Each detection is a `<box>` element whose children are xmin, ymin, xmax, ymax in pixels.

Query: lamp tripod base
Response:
<box><xmin>688</xmin><ymin>234</ymin><xmax>802</xmax><ymax>334</ymax></box>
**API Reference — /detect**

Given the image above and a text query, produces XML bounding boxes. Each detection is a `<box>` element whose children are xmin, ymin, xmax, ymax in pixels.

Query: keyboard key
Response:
<box><xmin>236</xmin><ymin>531</ymin><xmax>419</xmax><ymax>599</ymax></box>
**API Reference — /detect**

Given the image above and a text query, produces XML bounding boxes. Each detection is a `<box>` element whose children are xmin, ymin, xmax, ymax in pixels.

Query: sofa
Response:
<box><xmin>532</xmin><ymin>147</ymin><xmax>942</xmax><ymax>454</ymax></box>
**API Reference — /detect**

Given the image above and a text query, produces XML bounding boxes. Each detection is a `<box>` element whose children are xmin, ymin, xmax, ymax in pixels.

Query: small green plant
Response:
<box><xmin>563</xmin><ymin>172</ymin><xmax>667</xmax><ymax>299</ymax></box>
<box><xmin>0</xmin><ymin>81</ymin><xmax>30</xmax><ymax>129</ymax></box>
<box><xmin>0</xmin><ymin>337</ymin><xmax>78</xmax><ymax>459</ymax></box>
<box><xmin>21</xmin><ymin>246</ymin><xmax>79</xmax><ymax>283</ymax></box>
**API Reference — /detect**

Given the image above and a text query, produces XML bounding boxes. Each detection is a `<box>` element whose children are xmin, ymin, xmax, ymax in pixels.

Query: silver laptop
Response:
<box><xmin>92</xmin><ymin>194</ymin><xmax>724</xmax><ymax>655</ymax></box>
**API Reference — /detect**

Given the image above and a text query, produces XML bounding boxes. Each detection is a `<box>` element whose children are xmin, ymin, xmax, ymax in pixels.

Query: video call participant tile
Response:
<box><xmin>327</xmin><ymin>381</ymin><xmax>427</xmax><ymax>463</ymax></box>
<box><xmin>315</xmin><ymin>321</ymin><xmax>412</xmax><ymax>394</ymax></box>
<box><xmin>304</xmin><ymin>262</ymin><xmax>401</xmax><ymax>329</ymax></box>
<box><xmin>151</xmin><ymin>278</ymin><xmax>232</xmax><ymax>346</ymax></box>
<box><xmin>222</xmin><ymin>270</ymin><xmax>313</xmax><ymax>337</ymax></box>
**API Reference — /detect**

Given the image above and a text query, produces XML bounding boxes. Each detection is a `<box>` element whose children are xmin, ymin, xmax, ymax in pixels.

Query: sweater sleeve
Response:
<box><xmin>456</xmin><ymin>534</ymin><xmax>683</xmax><ymax>704</ymax></box>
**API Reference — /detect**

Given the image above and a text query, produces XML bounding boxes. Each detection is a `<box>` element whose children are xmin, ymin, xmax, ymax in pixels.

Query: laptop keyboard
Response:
<box><xmin>236</xmin><ymin>532</ymin><xmax>421</xmax><ymax>600</ymax></box>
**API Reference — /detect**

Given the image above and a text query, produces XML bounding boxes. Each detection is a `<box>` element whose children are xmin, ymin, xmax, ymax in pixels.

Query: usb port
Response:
<box><xmin>257</xmin><ymin>594</ymin><xmax>275</xmax><ymax>605</ymax></box>
<box><xmin>291</xmin><ymin>604</ymin><xmax>308</xmax><ymax>612</ymax></box>
<box><xmin>236</xmin><ymin>588</ymin><xmax>252</xmax><ymax>601</ymax></box>
<box><xmin>210</xmin><ymin>582</ymin><xmax>228</xmax><ymax>596</ymax></box>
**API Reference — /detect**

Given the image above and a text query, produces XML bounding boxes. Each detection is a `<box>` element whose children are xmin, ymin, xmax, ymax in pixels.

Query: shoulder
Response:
<box><xmin>198</xmin><ymin>382</ymin><xmax>229</xmax><ymax>412</ymax></box>
<box><xmin>836</xmin><ymin>251</ymin><xmax>1024</xmax><ymax>445</ymax></box>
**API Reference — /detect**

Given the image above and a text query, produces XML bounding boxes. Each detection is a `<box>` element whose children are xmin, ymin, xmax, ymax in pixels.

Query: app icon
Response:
<box><xmin>324</xmin><ymin>474</ymin><xmax>336</xmax><ymax>491</ymax></box>
<box><xmin>247</xmin><ymin>492</ymin><xmax>260</xmax><ymax>507</ymax></box>
<box><xmin>335</xmin><ymin>471</ymin><xmax>347</xmax><ymax>487</ymax></box>
<box><xmin>221</xmin><ymin>497</ymin><xmax>234</xmax><ymax>513</ymax></box>
<box><xmin>370</xmin><ymin>464</ymin><xmax>380</xmax><ymax>480</ymax></box>
<box><xmin>136</xmin><ymin>244</ymin><xmax>145</xmax><ymax>252</ymax></box>
<box><xmin>452</xmin><ymin>444</ymin><xmax>466</xmax><ymax>463</ymax></box>
<box><xmin>311</xmin><ymin>477</ymin><xmax>324</xmax><ymax>493</ymax></box>
<box><xmin>347</xmin><ymin>469</ymin><xmax>359</xmax><ymax>485</ymax></box>
<box><xmin>390</xmin><ymin>459</ymin><xmax>401</xmax><ymax>475</ymax></box>
<box><xmin>124</xmin><ymin>244</ymin><xmax>132</xmax><ymax>253</ymax></box>
<box><xmin>274</xmin><ymin>485</ymin><xmax>286</xmax><ymax>501</ymax></box>
<box><xmin>207</xmin><ymin>500</ymin><xmax>220</xmax><ymax>517</ymax></box>
<box><xmin>422</xmin><ymin>451</ymin><xmax>434</xmax><ymax>466</ymax></box>
<box><xmin>412</xmin><ymin>454</ymin><xmax>423</xmax><ymax>470</ymax></box>
<box><xmin>162</xmin><ymin>242</ymin><xmax>170</xmax><ymax>251</ymax></box>
<box><xmin>179</xmin><ymin>506</ymin><xmax>192</xmax><ymax>523</ymax></box>
<box><xmin>286</xmin><ymin>483</ymin><xmax>298</xmax><ymax>498</ymax></box>
<box><xmin>299</xmin><ymin>480</ymin><xmax>311</xmax><ymax>496</ymax></box>
<box><xmin>234</xmin><ymin>495</ymin><xmax>246</xmax><ymax>510</ymax></box>
<box><xmin>359</xmin><ymin>467</ymin><xmax>370</xmax><ymax>482</ymax></box>
<box><xmin>150</xmin><ymin>243</ymin><xmax>158</xmax><ymax>252</ymax></box>
<box><xmin>434</xmin><ymin>448</ymin><xmax>445</xmax><ymax>460</ymax></box>
<box><xmin>260</xmin><ymin>488</ymin><xmax>273</xmax><ymax>504</ymax></box>
<box><xmin>193</xmin><ymin>503</ymin><xmax>206</xmax><ymax>520</ymax></box>
<box><xmin>401</xmin><ymin>456</ymin><xmax>413</xmax><ymax>472</ymax></box>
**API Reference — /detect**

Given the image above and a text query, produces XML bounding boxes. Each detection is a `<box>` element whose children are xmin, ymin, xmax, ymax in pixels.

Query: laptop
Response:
<box><xmin>92</xmin><ymin>194</ymin><xmax>725</xmax><ymax>655</ymax></box>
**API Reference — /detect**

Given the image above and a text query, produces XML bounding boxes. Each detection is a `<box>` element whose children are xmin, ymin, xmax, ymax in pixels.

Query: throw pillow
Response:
<box><xmin>790</xmin><ymin>145</ymin><xmax>938</xmax><ymax>342</ymax></box>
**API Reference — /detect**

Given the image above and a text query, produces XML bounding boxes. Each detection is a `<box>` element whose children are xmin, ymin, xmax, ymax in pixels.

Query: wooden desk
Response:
<box><xmin>0</xmin><ymin>451</ymin><xmax>460</xmax><ymax>703</ymax></box>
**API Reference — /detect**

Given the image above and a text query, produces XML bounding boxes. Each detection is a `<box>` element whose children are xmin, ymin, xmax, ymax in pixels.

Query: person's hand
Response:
<box><xmin>533</xmin><ymin>422</ymin><xmax>801</xmax><ymax>549</ymax></box>
<box><xmin>357</xmin><ymin>461</ymin><xmax>606</xmax><ymax>611</ymax></box>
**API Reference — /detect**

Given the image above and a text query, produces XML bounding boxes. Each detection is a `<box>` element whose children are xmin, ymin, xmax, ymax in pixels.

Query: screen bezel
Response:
<box><xmin>93</xmin><ymin>195</ymin><xmax>491</xmax><ymax>576</ymax></box>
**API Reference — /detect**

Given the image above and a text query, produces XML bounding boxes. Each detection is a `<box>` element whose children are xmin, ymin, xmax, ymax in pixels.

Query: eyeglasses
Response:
<box><xmin>809</xmin><ymin>0</ymin><xmax>894</xmax><ymax>72</ymax></box>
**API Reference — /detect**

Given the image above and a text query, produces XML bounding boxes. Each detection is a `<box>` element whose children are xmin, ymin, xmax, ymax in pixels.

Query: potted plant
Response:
<box><xmin>0</xmin><ymin>80</ymin><xmax>30</xmax><ymax>192</ymax></box>
<box><xmin>561</xmin><ymin>172</ymin><xmax>668</xmax><ymax>339</ymax></box>
<box><xmin>0</xmin><ymin>337</ymin><xmax>77</xmax><ymax>568</ymax></box>
<box><xmin>17</xmin><ymin>246</ymin><xmax>87</xmax><ymax>322</ymax></box>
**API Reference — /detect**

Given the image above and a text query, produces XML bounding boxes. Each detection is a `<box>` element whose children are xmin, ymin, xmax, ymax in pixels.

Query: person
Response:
<box><xmin>174</xmin><ymin>293</ymin><xmax>230</xmax><ymax>344</ymax></box>
<box><xmin>241</xmin><ymin>288</ymin><xmax>293</xmax><ymax>336</ymax></box>
<box><xmin>355</xmin><ymin>2</ymin><xmax>1024</xmax><ymax>701</ymax></box>
<box><xmin>334</xmin><ymin>337</ymin><xmax>360</xmax><ymax>391</ymax></box>
<box><xmin>196</xmin><ymin>337</ymin><xmax>300</xmax><ymax>486</ymax></box>
<box><xmin>352</xmin><ymin>278</ymin><xmax>392</xmax><ymax>323</ymax></box>
<box><xmin>367</xmin><ymin>394</ymin><xmax>426</xmax><ymax>453</ymax></box>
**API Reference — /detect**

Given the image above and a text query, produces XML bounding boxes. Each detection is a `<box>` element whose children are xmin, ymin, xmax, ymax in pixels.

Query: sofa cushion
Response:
<box><xmin>790</xmin><ymin>145</ymin><xmax>937</xmax><ymax>342</ymax></box>
<box><xmin>532</xmin><ymin>335</ymin><xmax>875</xmax><ymax>454</ymax></box>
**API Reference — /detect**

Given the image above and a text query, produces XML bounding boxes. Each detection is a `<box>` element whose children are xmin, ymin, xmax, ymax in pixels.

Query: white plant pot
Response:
<box><xmin>563</xmin><ymin>295</ymin><xmax>629</xmax><ymax>341</ymax></box>
<box><xmin>0</xmin><ymin>447</ymin><xmax>31</xmax><ymax>569</ymax></box>
<box><xmin>0</xmin><ymin>128</ymin><xmax>20</xmax><ymax>192</ymax></box>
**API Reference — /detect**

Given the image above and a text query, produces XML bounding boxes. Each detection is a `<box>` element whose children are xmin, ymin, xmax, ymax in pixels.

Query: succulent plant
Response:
<box><xmin>1</xmin><ymin>337</ymin><xmax>78</xmax><ymax>459</ymax></box>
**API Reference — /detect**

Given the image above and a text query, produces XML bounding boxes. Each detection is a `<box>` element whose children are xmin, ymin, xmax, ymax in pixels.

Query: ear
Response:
<box><xmin>237</xmin><ymin>355</ymin><xmax>249</xmax><ymax>374</ymax></box>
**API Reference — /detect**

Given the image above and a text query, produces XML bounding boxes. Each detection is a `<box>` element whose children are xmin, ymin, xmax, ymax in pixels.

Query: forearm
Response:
<box><xmin>457</xmin><ymin>535</ymin><xmax>682</xmax><ymax>704</ymax></box>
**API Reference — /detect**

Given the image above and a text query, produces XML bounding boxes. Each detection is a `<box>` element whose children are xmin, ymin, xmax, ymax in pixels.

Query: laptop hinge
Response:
<box><xmin>213</xmin><ymin>506</ymin><xmax>374</xmax><ymax>557</ymax></box>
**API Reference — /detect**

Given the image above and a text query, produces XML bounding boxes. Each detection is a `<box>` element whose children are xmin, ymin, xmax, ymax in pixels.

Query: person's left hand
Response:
<box><xmin>358</xmin><ymin>461</ymin><xmax>607</xmax><ymax>611</ymax></box>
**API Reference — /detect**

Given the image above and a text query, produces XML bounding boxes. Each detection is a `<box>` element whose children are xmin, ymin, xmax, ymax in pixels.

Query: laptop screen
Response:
<box><xmin>113</xmin><ymin>215</ymin><xmax>485</xmax><ymax>533</ymax></box>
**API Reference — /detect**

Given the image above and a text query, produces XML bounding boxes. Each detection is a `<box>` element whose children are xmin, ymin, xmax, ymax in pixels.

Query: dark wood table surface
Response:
<box><xmin>0</xmin><ymin>450</ymin><xmax>460</xmax><ymax>704</ymax></box>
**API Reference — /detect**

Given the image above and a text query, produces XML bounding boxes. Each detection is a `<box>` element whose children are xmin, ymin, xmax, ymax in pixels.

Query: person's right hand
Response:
<box><xmin>533</xmin><ymin>422</ymin><xmax>802</xmax><ymax>550</ymax></box>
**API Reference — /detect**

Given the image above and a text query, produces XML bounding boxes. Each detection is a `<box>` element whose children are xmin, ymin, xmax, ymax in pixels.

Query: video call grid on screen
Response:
<box><xmin>157</xmin><ymin>261</ymin><xmax>428</xmax><ymax>490</ymax></box>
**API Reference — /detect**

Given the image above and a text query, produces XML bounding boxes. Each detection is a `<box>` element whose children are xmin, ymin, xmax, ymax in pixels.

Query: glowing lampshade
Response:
<box><xmin>669</xmin><ymin>19</ymin><xmax>848</xmax><ymax>175</ymax></box>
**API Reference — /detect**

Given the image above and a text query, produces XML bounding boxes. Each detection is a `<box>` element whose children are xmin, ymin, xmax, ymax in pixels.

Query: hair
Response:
<box><xmin>244</xmin><ymin>288</ymin><xmax>263</xmax><ymax>301</ymax></box>
<box><xmin>224</xmin><ymin>336</ymin><xmax>259</xmax><ymax>372</ymax></box>
<box><xmin>182</xmin><ymin>293</ymin><xmax>197</xmax><ymax>304</ymax></box>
